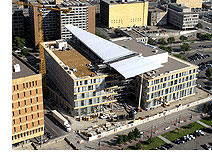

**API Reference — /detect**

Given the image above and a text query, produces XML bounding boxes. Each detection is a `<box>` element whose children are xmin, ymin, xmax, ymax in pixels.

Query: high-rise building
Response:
<box><xmin>100</xmin><ymin>0</ymin><xmax>149</xmax><ymax>28</ymax></box>
<box><xmin>12</xmin><ymin>55</ymin><xmax>44</xmax><ymax>145</ymax></box>
<box><xmin>29</xmin><ymin>0</ymin><xmax>95</xmax><ymax>48</ymax></box>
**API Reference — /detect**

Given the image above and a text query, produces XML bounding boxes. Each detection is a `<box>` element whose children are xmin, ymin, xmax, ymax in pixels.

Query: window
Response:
<box><xmin>38</xmin><ymin>120</ymin><xmax>40</xmax><ymax>125</ymax></box>
<box><xmin>30</xmin><ymin>98</ymin><xmax>32</xmax><ymax>104</ymax></box>
<box><xmin>30</xmin><ymin>90</ymin><xmax>32</xmax><ymax>95</ymax></box>
<box><xmin>13</xmin><ymin>85</ymin><xmax>15</xmax><ymax>91</ymax></box>
<box><xmin>81</xmin><ymin>101</ymin><xmax>84</xmax><ymax>106</ymax></box>
<box><xmin>32</xmin><ymin>122</ymin><xmax>34</xmax><ymax>127</ymax></box>
<box><xmin>19</xmin><ymin>117</ymin><xmax>21</xmax><ymax>123</ymax></box>
<box><xmin>26</xmin><ymin>83</ymin><xmax>28</xmax><ymax>88</ymax></box>
<box><xmin>31</xmin><ymin>114</ymin><xmax>33</xmax><ymax>119</ymax></box>
<box><xmin>16</xmin><ymin>85</ymin><xmax>19</xmax><ymax>90</ymax></box>
<box><xmin>89</xmin><ymin>99</ymin><xmax>92</xmax><ymax>105</ymax></box>
<box><xmin>31</xmin><ymin>106</ymin><xmax>33</xmax><ymax>112</ymax></box>
<box><xmin>37</xmin><ymin>105</ymin><xmax>39</xmax><ymax>110</ymax></box>
<box><xmin>36</xmin><ymin>89</ymin><xmax>38</xmax><ymax>94</ymax></box>
<box><xmin>85</xmin><ymin>80</ymin><xmax>88</xmax><ymax>85</ymax></box>
<box><xmin>35</xmin><ymin>81</ymin><xmax>37</xmax><ymax>86</ymax></box>
<box><xmin>32</xmin><ymin>81</ymin><xmax>34</xmax><ymax>86</ymax></box>
<box><xmin>20</xmin><ymin>125</ymin><xmax>22</xmax><ymax>131</ymax></box>
<box><xmin>37</xmin><ymin>113</ymin><xmax>39</xmax><ymax>118</ymax></box>
<box><xmin>29</xmin><ymin>82</ymin><xmax>31</xmax><ymax>87</ymax></box>
<box><xmin>36</xmin><ymin>97</ymin><xmax>39</xmax><ymax>102</ymax></box>
<box><xmin>23</xmin><ymin>92</ymin><xmax>25</xmax><ymax>97</ymax></box>
<box><xmin>23</xmin><ymin>83</ymin><xmax>25</xmax><ymax>89</ymax></box>
<box><xmin>14</xmin><ymin>127</ymin><xmax>16</xmax><ymax>133</ymax></box>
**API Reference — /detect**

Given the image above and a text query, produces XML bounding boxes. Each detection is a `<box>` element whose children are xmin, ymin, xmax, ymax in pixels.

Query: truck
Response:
<box><xmin>51</xmin><ymin>110</ymin><xmax>71</xmax><ymax>132</ymax></box>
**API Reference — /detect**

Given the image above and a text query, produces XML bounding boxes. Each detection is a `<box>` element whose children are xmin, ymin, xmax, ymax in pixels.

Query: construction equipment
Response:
<box><xmin>12</xmin><ymin>0</ymin><xmax>72</xmax><ymax>78</ymax></box>
<box><xmin>154</xmin><ymin>96</ymin><xmax>169</xmax><ymax>107</ymax></box>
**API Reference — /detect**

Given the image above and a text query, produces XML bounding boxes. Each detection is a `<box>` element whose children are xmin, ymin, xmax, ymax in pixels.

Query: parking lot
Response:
<box><xmin>170</xmin><ymin>130</ymin><xmax>212</xmax><ymax>150</ymax></box>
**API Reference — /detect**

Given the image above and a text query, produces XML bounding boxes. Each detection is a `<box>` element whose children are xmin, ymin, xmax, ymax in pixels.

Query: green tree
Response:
<box><xmin>128</xmin><ymin>131</ymin><xmax>135</xmax><ymax>141</ymax></box>
<box><xmin>196</xmin><ymin>23</ymin><xmax>203</xmax><ymax>29</ymax></box>
<box><xmin>123</xmin><ymin>135</ymin><xmax>129</xmax><ymax>143</ymax></box>
<box><xmin>117</xmin><ymin>135</ymin><xmax>123</xmax><ymax>144</ymax></box>
<box><xmin>114</xmin><ymin>28</ymin><xmax>121</xmax><ymax>35</ymax></box>
<box><xmin>13</xmin><ymin>36</ymin><xmax>25</xmax><ymax>49</ymax></box>
<box><xmin>179</xmin><ymin>35</ymin><xmax>188</xmax><ymax>42</ymax></box>
<box><xmin>181</xmin><ymin>43</ymin><xmax>190</xmax><ymax>52</ymax></box>
<box><xmin>135</xmin><ymin>143</ymin><xmax>142</xmax><ymax>150</ymax></box>
<box><xmin>148</xmin><ymin>38</ymin><xmax>157</xmax><ymax>45</ymax></box>
<box><xmin>167</xmin><ymin>37</ymin><xmax>175</xmax><ymax>43</ymax></box>
<box><xmin>205</xmin><ymin>67</ymin><xmax>212</xmax><ymax>78</ymax></box>
<box><xmin>133</xmin><ymin>128</ymin><xmax>140</xmax><ymax>138</ymax></box>
<box><xmin>21</xmin><ymin>48</ymin><xmax>29</xmax><ymax>56</ymax></box>
<box><xmin>157</xmin><ymin>38</ymin><xmax>166</xmax><ymax>45</ymax></box>
<box><xmin>200</xmin><ymin>33</ymin><xmax>212</xmax><ymax>41</ymax></box>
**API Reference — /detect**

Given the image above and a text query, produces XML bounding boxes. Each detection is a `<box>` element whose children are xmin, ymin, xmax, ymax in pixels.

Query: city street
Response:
<box><xmin>199</xmin><ymin>19</ymin><xmax>212</xmax><ymax>34</ymax></box>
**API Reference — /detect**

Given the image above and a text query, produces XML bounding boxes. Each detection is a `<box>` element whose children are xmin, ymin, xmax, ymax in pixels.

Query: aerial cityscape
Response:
<box><xmin>12</xmin><ymin>0</ymin><xmax>212</xmax><ymax>151</ymax></box>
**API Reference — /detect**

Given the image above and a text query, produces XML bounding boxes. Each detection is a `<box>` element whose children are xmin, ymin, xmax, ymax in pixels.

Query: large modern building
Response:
<box><xmin>173</xmin><ymin>0</ymin><xmax>203</xmax><ymax>8</ymax></box>
<box><xmin>168</xmin><ymin>3</ymin><xmax>199</xmax><ymax>30</ymax></box>
<box><xmin>43</xmin><ymin>24</ymin><xmax>198</xmax><ymax>117</ymax></box>
<box><xmin>12</xmin><ymin>55</ymin><xmax>44</xmax><ymax>145</ymax></box>
<box><xmin>29</xmin><ymin>0</ymin><xmax>95</xmax><ymax>48</ymax></box>
<box><xmin>100</xmin><ymin>0</ymin><xmax>149</xmax><ymax>28</ymax></box>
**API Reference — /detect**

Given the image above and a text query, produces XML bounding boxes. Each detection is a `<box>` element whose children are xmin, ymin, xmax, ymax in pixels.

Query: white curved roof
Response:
<box><xmin>65</xmin><ymin>24</ymin><xmax>133</xmax><ymax>62</ymax></box>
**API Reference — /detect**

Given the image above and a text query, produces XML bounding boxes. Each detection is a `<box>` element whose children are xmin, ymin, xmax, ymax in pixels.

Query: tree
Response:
<box><xmin>167</xmin><ymin>37</ymin><xmax>175</xmax><ymax>43</ymax></box>
<box><xmin>205</xmin><ymin>67</ymin><xmax>212</xmax><ymax>78</ymax></box>
<box><xmin>128</xmin><ymin>131</ymin><xmax>135</xmax><ymax>141</ymax></box>
<box><xmin>123</xmin><ymin>135</ymin><xmax>129</xmax><ymax>143</ymax></box>
<box><xmin>114</xmin><ymin>28</ymin><xmax>121</xmax><ymax>35</ymax></box>
<box><xmin>199</xmin><ymin>33</ymin><xmax>212</xmax><ymax>41</ymax></box>
<box><xmin>135</xmin><ymin>143</ymin><xmax>142</xmax><ymax>150</ymax></box>
<box><xmin>148</xmin><ymin>38</ymin><xmax>157</xmax><ymax>45</ymax></box>
<box><xmin>117</xmin><ymin>135</ymin><xmax>123</xmax><ymax>144</ymax></box>
<box><xmin>181</xmin><ymin>43</ymin><xmax>190</xmax><ymax>52</ymax></box>
<box><xmin>133</xmin><ymin>128</ymin><xmax>140</xmax><ymax>138</ymax></box>
<box><xmin>179</xmin><ymin>35</ymin><xmax>188</xmax><ymax>42</ymax></box>
<box><xmin>13</xmin><ymin>36</ymin><xmax>25</xmax><ymax>49</ymax></box>
<box><xmin>196</xmin><ymin>23</ymin><xmax>202</xmax><ymax>29</ymax></box>
<box><xmin>157</xmin><ymin>38</ymin><xmax>166</xmax><ymax>45</ymax></box>
<box><xmin>21</xmin><ymin>48</ymin><xmax>29</xmax><ymax>56</ymax></box>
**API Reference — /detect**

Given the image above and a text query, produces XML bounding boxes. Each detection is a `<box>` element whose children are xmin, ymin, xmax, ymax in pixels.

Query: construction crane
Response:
<box><xmin>12</xmin><ymin>0</ymin><xmax>72</xmax><ymax>78</ymax></box>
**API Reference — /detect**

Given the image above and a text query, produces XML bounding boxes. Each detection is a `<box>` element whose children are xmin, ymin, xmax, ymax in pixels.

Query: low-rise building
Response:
<box><xmin>43</xmin><ymin>25</ymin><xmax>198</xmax><ymax>117</ymax></box>
<box><xmin>12</xmin><ymin>55</ymin><xmax>44</xmax><ymax>145</ymax></box>
<box><xmin>168</xmin><ymin>3</ymin><xmax>199</xmax><ymax>30</ymax></box>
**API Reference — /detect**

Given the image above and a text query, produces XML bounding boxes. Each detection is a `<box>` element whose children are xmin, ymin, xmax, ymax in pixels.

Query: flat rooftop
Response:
<box><xmin>53</xmin><ymin>46</ymin><xmax>95</xmax><ymax>78</ymax></box>
<box><xmin>149</xmin><ymin>7</ymin><xmax>167</xmax><ymax>13</ymax></box>
<box><xmin>144</xmin><ymin>55</ymin><xmax>195</xmax><ymax>80</ymax></box>
<box><xmin>102</xmin><ymin>0</ymin><xmax>146</xmax><ymax>5</ymax></box>
<box><xmin>113</xmin><ymin>38</ymin><xmax>166</xmax><ymax>57</ymax></box>
<box><xmin>12</xmin><ymin>55</ymin><xmax>36</xmax><ymax>79</ymax></box>
<box><xmin>122</xmin><ymin>29</ymin><xmax>148</xmax><ymax>39</ymax></box>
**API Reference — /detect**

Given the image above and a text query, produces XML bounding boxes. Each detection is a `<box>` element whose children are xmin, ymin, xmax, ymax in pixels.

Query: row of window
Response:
<box><xmin>13</xmin><ymin>89</ymin><xmax>39</xmax><ymax>100</ymax></box>
<box><xmin>13</xmin><ymin>80</ymin><xmax>38</xmax><ymax>91</ymax></box>
<box><xmin>13</xmin><ymin>112</ymin><xmax>41</xmax><ymax>125</ymax></box>
<box><xmin>12</xmin><ymin>103</ymin><xmax>40</xmax><ymax>115</ymax></box>
<box><xmin>149</xmin><ymin>69</ymin><xmax>197</xmax><ymax>86</ymax></box>
<box><xmin>12</xmin><ymin>127</ymin><xmax>44</xmax><ymax>141</ymax></box>
<box><xmin>149</xmin><ymin>82</ymin><xmax>195</xmax><ymax>100</ymax></box>
<box><xmin>13</xmin><ymin>96</ymin><xmax>40</xmax><ymax>108</ymax></box>
<box><xmin>150</xmin><ymin>75</ymin><xmax>196</xmax><ymax>92</ymax></box>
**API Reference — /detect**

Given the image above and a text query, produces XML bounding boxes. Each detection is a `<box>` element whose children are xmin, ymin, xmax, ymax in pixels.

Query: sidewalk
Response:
<box><xmin>196</xmin><ymin>120</ymin><xmax>210</xmax><ymax>128</ymax></box>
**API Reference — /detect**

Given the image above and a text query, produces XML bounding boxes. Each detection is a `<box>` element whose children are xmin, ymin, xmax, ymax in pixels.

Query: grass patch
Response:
<box><xmin>125</xmin><ymin>137</ymin><xmax>166</xmax><ymax>150</ymax></box>
<box><xmin>200</xmin><ymin>118</ymin><xmax>212</xmax><ymax>126</ymax></box>
<box><xmin>162</xmin><ymin>122</ymin><xmax>204</xmax><ymax>141</ymax></box>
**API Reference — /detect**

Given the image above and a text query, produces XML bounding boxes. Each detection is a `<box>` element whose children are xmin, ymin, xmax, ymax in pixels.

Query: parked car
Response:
<box><xmin>202</xmin><ymin>144</ymin><xmax>212</xmax><ymax>150</ymax></box>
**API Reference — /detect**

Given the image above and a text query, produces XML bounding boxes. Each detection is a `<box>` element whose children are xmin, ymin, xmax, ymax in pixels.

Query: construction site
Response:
<box><xmin>42</xmin><ymin>24</ymin><xmax>199</xmax><ymax>122</ymax></box>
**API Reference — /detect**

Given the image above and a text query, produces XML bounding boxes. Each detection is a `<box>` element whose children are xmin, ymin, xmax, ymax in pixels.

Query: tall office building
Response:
<box><xmin>12</xmin><ymin>56</ymin><xmax>44</xmax><ymax>145</ymax></box>
<box><xmin>168</xmin><ymin>3</ymin><xmax>199</xmax><ymax>30</ymax></box>
<box><xmin>29</xmin><ymin>0</ymin><xmax>95</xmax><ymax>48</ymax></box>
<box><xmin>100</xmin><ymin>0</ymin><xmax>149</xmax><ymax>28</ymax></box>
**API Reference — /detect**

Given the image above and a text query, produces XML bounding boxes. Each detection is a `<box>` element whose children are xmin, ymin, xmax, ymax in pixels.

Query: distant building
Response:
<box><xmin>172</xmin><ymin>0</ymin><xmax>203</xmax><ymax>8</ymax></box>
<box><xmin>12</xmin><ymin>55</ymin><xmax>44</xmax><ymax>145</ymax></box>
<box><xmin>29</xmin><ymin>0</ymin><xmax>95</xmax><ymax>48</ymax></box>
<box><xmin>120</xmin><ymin>28</ymin><xmax>148</xmax><ymax>44</ymax></box>
<box><xmin>100</xmin><ymin>0</ymin><xmax>149</xmax><ymax>28</ymax></box>
<box><xmin>168</xmin><ymin>3</ymin><xmax>199</xmax><ymax>30</ymax></box>
<box><xmin>148</xmin><ymin>6</ymin><xmax>168</xmax><ymax>26</ymax></box>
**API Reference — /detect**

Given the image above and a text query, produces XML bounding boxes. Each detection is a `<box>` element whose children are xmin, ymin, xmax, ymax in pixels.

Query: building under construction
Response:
<box><xmin>43</xmin><ymin>25</ymin><xmax>198</xmax><ymax>117</ymax></box>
